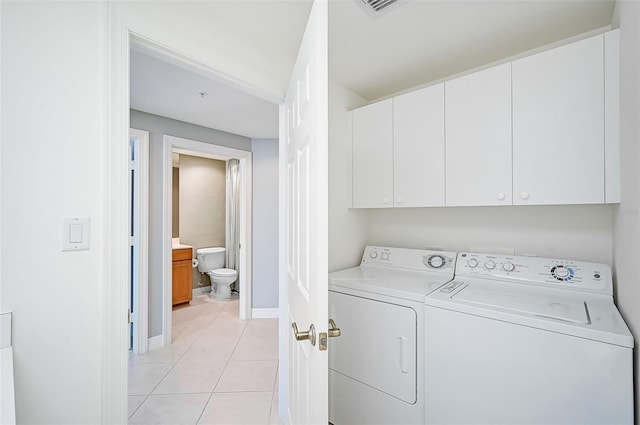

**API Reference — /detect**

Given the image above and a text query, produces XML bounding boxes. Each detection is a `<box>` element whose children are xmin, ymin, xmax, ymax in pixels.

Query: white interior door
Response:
<box><xmin>280</xmin><ymin>1</ymin><xmax>329</xmax><ymax>424</ymax></box>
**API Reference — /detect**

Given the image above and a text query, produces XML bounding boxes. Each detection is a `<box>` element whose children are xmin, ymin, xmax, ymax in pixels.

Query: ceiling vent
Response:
<box><xmin>360</xmin><ymin>0</ymin><xmax>399</xmax><ymax>14</ymax></box>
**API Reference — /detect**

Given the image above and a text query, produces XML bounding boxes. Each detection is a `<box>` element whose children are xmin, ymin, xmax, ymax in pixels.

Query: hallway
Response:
<box><xmin>128</xmin><ymin>295</ymin><xmax>279</xmax><ymax>424</ymax></box>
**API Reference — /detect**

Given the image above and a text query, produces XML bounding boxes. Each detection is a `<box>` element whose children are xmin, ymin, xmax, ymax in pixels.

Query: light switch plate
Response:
<box><xmin>61</xmin><ymin>217</ymin><xmax>90</xmax><ymax>251</ymax></box>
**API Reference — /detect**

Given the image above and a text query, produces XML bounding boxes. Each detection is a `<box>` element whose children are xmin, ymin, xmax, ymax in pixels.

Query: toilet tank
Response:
<box><xmin>196</xmin><ymin>247</ymin><xmax>225</xmax><ymax>272</ymax></box>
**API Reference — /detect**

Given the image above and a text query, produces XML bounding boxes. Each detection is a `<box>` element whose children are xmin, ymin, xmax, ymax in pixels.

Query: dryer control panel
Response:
<box><xmin>456</xmin><ymin>253</ymin><xmax>612</xmax><ymax>295</ymax></box>
<box><xmin>361</xmin><ymin>246</ymin><xmax>457</xmax><ymax>273</ymax></box>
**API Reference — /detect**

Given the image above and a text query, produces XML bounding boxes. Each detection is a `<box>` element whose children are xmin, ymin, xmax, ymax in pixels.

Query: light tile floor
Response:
<box><xmin>128</xmin><ymin>294</ymin><xmax>279</xmax><ymax>425</ymax></box>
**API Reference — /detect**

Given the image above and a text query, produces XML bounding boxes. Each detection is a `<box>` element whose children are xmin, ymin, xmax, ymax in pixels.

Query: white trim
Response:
<box><xmin>251</xmin><ymin>308</ymin><xmax>279</xmax><ymax>319</ymax></box>
<box><xmin>163</xmin><ymin>134</ymin><xmax>253</xmax><ymax>348</ymax></box>
<box><xmin>147</xmin><ymin>335</ymin><xmax>164</xmax><ymax>352</ymax></box>
<box><xmin>278</xmin><ymin>102</ymin><xmax>290</xmax><ymax>425</ymax></box>
<box><xmin>129</xmin><ymin>128</ymin><xmax>149</xmax><ymax>355</ymax></box>
<box><xmin>104</xmin><ymin>5</ymin><xmax>130</xmax><ymax>423</ymax></box>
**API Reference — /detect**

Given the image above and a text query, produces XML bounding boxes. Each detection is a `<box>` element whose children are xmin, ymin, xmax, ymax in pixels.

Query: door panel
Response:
<box><xmin>281</xmin><ymin>1</ymin><xmax>329</xmax><ymax>424</ymax></box>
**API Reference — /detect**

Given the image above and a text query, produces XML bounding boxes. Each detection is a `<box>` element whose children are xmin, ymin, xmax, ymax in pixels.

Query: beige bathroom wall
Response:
<box><xmin>178</xmin><ymin>154</ymin><xmax>227</xmax><ymax>254</ymax></box>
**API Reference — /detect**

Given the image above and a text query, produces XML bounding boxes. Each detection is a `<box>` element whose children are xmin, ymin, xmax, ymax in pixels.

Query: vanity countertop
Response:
<box><xmin>172</xmin><ymin>238</ymin><xmax>193</xmax><ymax>250</ymax></box>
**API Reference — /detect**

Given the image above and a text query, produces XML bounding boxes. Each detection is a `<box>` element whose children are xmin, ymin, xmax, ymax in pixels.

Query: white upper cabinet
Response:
<box><xmin>352</xmin><ymin>99</ymin><xmax>393</xmax><ymax>208</ymax></box>
<box><xmin>349</xmin><ymin>30</ymin><xmax>619</xmax><ymax>209</ymax></box>
<box><xmin>393</xmin><ymin>84</ymin><xmax>445</xmax><ymax>207</ymax></box>
<box><xmin>445</xmin><ymin>63</ymin><xmax>513</xmax><ymax>207</ymax></box>
<box><xmin>512</xmin><ymin>34</ymin><xmax>604</xmax><ymax>205</ymax></box>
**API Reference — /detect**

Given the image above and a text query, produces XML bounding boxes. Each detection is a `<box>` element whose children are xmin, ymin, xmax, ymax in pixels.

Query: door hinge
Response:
<box><xmin>127</xmin><ymin>309</ymin><xmax>132</xmax><ymax>324</ymax></box>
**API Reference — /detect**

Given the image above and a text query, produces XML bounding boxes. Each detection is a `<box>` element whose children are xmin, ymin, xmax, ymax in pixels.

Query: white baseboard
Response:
<box><xmin>251</xmin><ymin>308</ymin><xmax>279</xmax><ymax>319</ymax></box>
<box><xmin>193</xmin><ymin>286</ymin><xmax>211</xmax><ymax>297</ymax></box>
<box><xmin>148</xmin><ymin>335</ymin><xmax>164</xmax><ymax>351</ymax></box>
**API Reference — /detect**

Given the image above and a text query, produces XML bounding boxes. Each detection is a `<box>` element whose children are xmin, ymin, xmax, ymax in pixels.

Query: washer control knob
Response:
<box><xmin>428</xmin><ymin>255</ymin><xmax>445</xmax><ymax>268</ymax></box>
<box><xmin>381</xmin><ymin>252</ymin><xmax>390</xmax><ymax>261</ymax></box>
<box><xmin>502</xmin><ymin>262</ymin><xmax>515</xmax><ymax>272</ymax></box>
<box><xmin>467</xmin><ymin>259</ymin><xmax>479</xmax><ymax>268</ymax></box>
<box><xmin>484</xmin><ymin>260</ymin><xmax>496</xmax><ymax>270</ymax></box>
<box><xmin>370</xmin><ymin>251</ymin><xmax>378</xmax><ymax>259</ymax></box>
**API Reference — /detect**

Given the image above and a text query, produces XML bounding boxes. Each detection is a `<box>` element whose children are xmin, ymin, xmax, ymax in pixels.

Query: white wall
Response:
<box><xmin>1</xmin><ymin>2</ymin><xmax>105</xmax><ymax>423</ymax></box>
<box><xmin>130</xmin><ymin>110</ymin><xmax>250</xmax><ymax>337</ymax></box>
<box><xmin>328</xmin><ymin>80</ymin><xmax>369</xmax><ymax>272</ymax></box>
<box><xmin>251</xmin><ymin>139</ymin><xmax>279</xmax><ymax>309</ymax></box>
<box><xmin>611</xmin><ymin>0</ymin><xmax>640</xmax><ymax>419</ymax></box>
<box><xmin>368</xmin><ymin>204</ymin><xmax>613</xmax><ymax>263</ymax></box>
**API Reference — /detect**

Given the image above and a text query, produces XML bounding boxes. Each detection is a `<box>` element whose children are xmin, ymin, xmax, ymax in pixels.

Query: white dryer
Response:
<box><xmin>424</xmin><ymin>252</ymin><xmax>634</xmax><ymax>424</ymax></box>
<box><xmin>329</xmin><ymin>246</ymin><xmax>457</xmax><ymax>425</ymax></box>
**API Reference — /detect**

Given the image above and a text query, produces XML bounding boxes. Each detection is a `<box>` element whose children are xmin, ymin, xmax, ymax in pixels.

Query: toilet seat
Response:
<box><xmin>211</xmin><ymin>268</ymin><xmax>237</xmax><ymax>277</ymax></box>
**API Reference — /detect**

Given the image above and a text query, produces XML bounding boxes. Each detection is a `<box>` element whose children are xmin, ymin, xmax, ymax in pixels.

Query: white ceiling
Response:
<box><xmin>129</xmin><ymin>0</ymin><xmax>615</xmax><ymax>139</ymax></box>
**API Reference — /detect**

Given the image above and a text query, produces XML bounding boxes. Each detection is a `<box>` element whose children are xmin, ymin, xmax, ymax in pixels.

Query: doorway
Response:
<box><xmin>161</xmin><ymin>135</ymin><xmax>253</xmax><ymax>347</ymax></box>
<box><xmin>106</xmin><ymin>19</ymin><xmax>286</xmax><ymax>422</ymax></box>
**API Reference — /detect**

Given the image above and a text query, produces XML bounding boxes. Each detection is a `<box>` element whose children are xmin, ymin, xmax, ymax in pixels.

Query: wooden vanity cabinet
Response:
<box><xmin>172</xmin><ymin>248</ymin><xmax>193</xmax><ymax>305</ymax></box>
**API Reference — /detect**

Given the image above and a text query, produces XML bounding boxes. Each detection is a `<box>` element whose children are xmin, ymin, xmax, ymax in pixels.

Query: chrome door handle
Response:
<box><xmin>292</xmin><ymin>322</ymin><xmax>316</xmax><ymax>346</ymax></box>
<box><xmin>328</xmin><ymin>319</ymin><xmax>341</xmax><ymax>338</ymax></box>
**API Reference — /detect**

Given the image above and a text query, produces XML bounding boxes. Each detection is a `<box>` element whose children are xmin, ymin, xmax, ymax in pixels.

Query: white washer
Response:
<box><xmin>424</xmin><ymin>252</ymin><xmax>634</xmax><ymax>424</ymax></box>
<box><xmin>329</xmin><ymin>246</ymin><xmax>457</xmax><ymax>425</ymax></box>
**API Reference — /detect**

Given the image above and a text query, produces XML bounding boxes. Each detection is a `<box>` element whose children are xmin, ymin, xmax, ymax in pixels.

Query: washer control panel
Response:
<box><xmin>361</xmin><ymin>246</ymin><xmax>457</xmax><ymax>272</ymax></box>
<box><xmin>457</xmin><ymin>252</ymin><xmax>612</xmax><ymax>294</ymax></box>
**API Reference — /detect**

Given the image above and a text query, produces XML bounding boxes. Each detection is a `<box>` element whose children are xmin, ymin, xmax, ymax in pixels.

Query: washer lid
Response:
<box><xmin>452</xmin><ymin>285</ymin><xmax>589</xmax><ymax>324</ymax></box>
<box><xmin>426</xmin><ymin>279</ymin><xmax>633</xmax><ymax>348</ymax></box>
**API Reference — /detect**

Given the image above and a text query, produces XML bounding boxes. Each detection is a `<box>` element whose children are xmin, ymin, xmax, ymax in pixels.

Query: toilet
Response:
<box><xmin>196</xmin><ymin>247</ymin><xmax>238</xmax><ymax>299</ymax></box>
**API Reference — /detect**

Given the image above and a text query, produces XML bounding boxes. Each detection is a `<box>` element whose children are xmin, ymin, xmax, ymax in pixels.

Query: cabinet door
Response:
<box><xmin>513</xmin><ymin>35</ymin><xmax>604</xmax><ymax>205</ymax></box>
<box><xmin>172</xmin><ymin>260</ymin><xmax>192</xmax><ymax>305</ymax></box>
<box><xmin>445</xmin><ymin>63</ymin><xmax>512</xmax><ymax>206</ymax></box>
<box><xmin>393</xmin><ymin>84</ymin><xmax>445</xmax><ymax>207</ymax></box>
<box><xmin>352</xmin><ymin>99</ymin><xmax>393</xmax><ymax>208</ymax></box>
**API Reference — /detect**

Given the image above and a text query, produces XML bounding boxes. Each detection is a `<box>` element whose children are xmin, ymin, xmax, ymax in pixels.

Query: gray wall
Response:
<box><xmin>611</xmin><ymin>1</ymin><xmax>640</xmax><ymax>419</ymax></box>
<box><xmin>131</xmin><ymin>109</ymin><xmax>251</xmax><ymax>337</ymax></box>
<box><xmin>251</xmin><ymin>139</ymin><xmax>280</xmax><ymax>309</ymax></box>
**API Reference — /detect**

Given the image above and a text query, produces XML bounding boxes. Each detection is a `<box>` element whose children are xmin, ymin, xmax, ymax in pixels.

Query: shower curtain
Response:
<box><xmin>226</xmin><ymin>159</ymin><xmax>240</xmax><ymax>292</ymax></box>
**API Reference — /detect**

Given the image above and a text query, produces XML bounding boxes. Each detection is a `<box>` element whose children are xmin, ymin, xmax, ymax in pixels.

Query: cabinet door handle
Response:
<box><xmin>520</xmin><ymin>192</ymin><xmax>530</xmax><ymax>200</ymax></box>
<box><xmin>497</xmin><ymin>192</ymin><xmax>505</xmax><ymax>201</ymax></box>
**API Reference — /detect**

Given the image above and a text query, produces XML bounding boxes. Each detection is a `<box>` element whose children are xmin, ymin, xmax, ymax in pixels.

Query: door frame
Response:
<box><xmin>106</xmin><ymin>6</ymin><xmax>285</xmax><ymax>422</ymax></box>
<box><xmin>129</xmin><ymin>128</ymin><xmax>150</xmax><ymax>354</ymax></box>
<box><xmin>162</xmin><ymin>135</ymin><xmax>253</xmax><ymax>347</ymax></box>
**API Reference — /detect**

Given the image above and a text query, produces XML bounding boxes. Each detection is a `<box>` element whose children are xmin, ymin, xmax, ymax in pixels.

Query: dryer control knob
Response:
<box><xmin>484</xmin><ymin>260</ymin><xmax>496</xmax><ymax>270</ymax></box>
<box><xmin>467</xmin><ymin>259</ymin><xmax>479</xmax><ymax>268</ymax></box>
<box><xmin>370</xmin><ymin>251</ymin><xmax>378</xmax><ymax>259</ymax></box>
<box><xmin>381</xmin><ymin>253</ymin><xmax>390</xmax><ymax>261</ymax></box>
<box><xmin>503</xmin><ymin>262</ymin><xmax>515</xmax><ymax>272</ymax></box>
<box><xmin>428</xmin><ymin>255</ymin><xmax>445</xmax><ymax>268</ymax></box>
